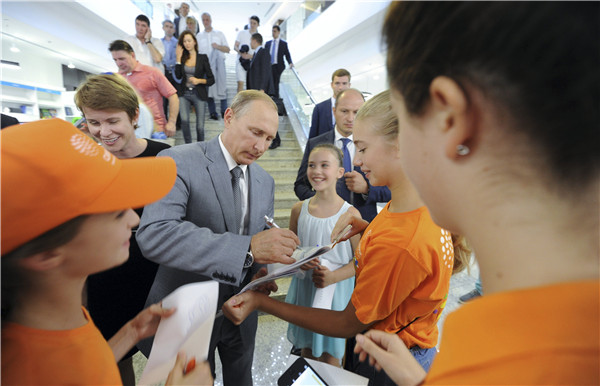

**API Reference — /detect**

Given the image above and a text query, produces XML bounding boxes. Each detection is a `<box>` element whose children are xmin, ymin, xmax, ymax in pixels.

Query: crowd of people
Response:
<box><xmin>103</xmin><ymin>5</ymin><xmax>294</xmax><ymax>146</ymax></box>
<box><xmin>1</xmin><ymin>2</ymin><xmax>598</xmax><ymax>386</ymax></box>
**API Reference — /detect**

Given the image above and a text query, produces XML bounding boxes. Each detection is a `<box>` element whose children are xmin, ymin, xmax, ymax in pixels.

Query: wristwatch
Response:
<box><xmin>146</xmin><ymin>40</ymin><xmax>152</xmax><ymax>45</ymax></box>
<box><xmin>243</xmin><ymin>249</ymin><xmax>254</xmax><ymax>268</ymax></box>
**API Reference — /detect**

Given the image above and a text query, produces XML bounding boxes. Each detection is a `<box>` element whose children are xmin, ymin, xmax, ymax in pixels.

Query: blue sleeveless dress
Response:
<box><xmin>285</xmin><ymin>199</ymin><xmax>355</xmax><ymax>359</ymax></box>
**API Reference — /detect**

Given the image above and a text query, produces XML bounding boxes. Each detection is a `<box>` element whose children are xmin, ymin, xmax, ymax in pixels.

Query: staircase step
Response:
<box><xmin>274</xmin><ymin>191</ymin><xmax>299</xmax><ymax>212</ymax></box>
<box><xmin>274</xmin><ymin>179</ymin><xmax>296</xmax><ymax>193</ymax></box>
<box><xmin>271</xmin><ymin>208</ymin><xmax>292</xmax><ymax>229</ymax></box>
<box><xmin>267</xmin><ymin>168</ymin><xmax>299</xmax><ymax>179</ymax></box>
<box><xmin>256</xmin><ymin>158</ymin><xmax>301</xmax><ymax>169</ymax></box>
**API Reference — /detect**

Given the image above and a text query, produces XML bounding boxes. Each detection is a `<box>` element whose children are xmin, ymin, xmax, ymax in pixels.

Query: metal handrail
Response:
<box><xmin>290</xmin><ymin>67</ymin><xmax>317</xmax><ymax>105</ymax></box>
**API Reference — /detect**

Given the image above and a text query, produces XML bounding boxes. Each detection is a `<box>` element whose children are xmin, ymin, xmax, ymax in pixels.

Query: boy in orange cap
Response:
<box><xmin>1</xmin><ymin>119</ymin><xmax>211</xmax><ymax>385</ymax></box>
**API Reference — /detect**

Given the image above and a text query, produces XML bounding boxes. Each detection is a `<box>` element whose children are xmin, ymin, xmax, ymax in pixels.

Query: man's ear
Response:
<box><xmin>223</xmin><ymin>107</ymin><xmax>233</xmax><ymax>127</ymax></box>
<box><xmin>18</xmin><ymin>250</ymin><xmax>64</xmax><ymax>272</ymax></box>
<box><xmin>429</xmin><ymin>76</ymin><xmax>477</xmax><ymax>159</ymax></box>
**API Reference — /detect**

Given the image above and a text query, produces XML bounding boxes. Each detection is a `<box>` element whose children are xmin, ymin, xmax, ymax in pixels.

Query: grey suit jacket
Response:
<box><xmin>136</xmin><ymin>136</ymin><xmax>274</xmax><ymax>310</ymax></box>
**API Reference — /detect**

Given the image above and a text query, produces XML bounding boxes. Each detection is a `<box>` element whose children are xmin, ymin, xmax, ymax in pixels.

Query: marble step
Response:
<box><xmin>273</xmin><ymin>191</ymin><xmax>299</xmax><ymax>212</ymax></box>
<box><xmin>256</xmin><ymin>158</ymin><xmax>301</xmax><ymax>169</ymax></box>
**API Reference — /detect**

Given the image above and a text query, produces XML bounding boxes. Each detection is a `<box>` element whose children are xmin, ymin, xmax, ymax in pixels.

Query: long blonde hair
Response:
<box><xmin>357</xmin><ymin>90</ymin><xmax>472</xmax><ymax>274</ymax></box>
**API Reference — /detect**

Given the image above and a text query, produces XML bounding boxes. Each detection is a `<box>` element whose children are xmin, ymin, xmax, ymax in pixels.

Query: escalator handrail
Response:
<box><xmin>290</xmin><ymin>67</ymin><xmax>317</xmax><ymax>105</ymax></box>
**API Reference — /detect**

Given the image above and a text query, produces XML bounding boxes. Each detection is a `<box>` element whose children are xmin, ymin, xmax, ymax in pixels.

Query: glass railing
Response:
<box><xmin>279</xmin><ymin>67</ymin><xmax>317</xmax><ymax>150</ymax></box>
<box><xmin>282</xmin><ymin>1</ymin><xmax>336</xmax><ymax>42</ymax></box>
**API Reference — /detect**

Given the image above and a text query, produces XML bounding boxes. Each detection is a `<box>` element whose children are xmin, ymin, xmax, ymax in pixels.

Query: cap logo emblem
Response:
<box><xmin>71</xmin><ymin>133</ymin><xmax>100</xmax><ymax>156</ymax></box>
<box><xmin>70</xmin><ymin>133</ymin><xmax>116</xmax><ymax>165</ymax></box>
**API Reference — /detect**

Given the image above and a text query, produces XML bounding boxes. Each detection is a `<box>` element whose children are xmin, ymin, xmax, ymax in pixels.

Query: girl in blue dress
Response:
<box><xmin>285</xmin><ymin>143</ymin><xmax>361</xmax><ymax>366</ymax></box>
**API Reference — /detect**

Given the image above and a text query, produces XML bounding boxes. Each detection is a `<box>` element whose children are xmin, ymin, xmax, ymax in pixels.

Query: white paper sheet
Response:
<box><xmin>261</xmin><ymin>224</ymin><xmax>353</xmax><ymax>288</ymax></box>
<box><xmin>284</xmin><ymin>355</ymin><xmax>368</xmax><ymax>385</ymax></box>
<box><xmin>311</xmin><ymin>259</ymin><xmax>343</xmax><ymax>310</ymax></box>
<box><xmin>242</xmin><ymin>245</ymin><xmax>333</xmax><ymax>293</ymax></box>
<box><xmin>139</xmin><ymin>281</ymin><xmax>218</xmax><ymax>385</ymax></box>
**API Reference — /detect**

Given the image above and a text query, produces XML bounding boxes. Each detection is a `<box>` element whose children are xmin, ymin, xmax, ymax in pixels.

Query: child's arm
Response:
<box><xmin>108</xmin><ymin>303</ymin><xmax>175</xmax><ymax>361</ymax></box>
<box><xmin>289</xmin><ymin>201</ymin><xmax>302</xmax><ymax>236</ymax></box>
<box><xmin>223</xmin><ymin>290</ymin><xmax>374</xmax><ymax>338</ymax></box>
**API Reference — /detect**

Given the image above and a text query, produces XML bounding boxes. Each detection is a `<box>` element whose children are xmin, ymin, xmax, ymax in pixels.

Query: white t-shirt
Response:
<box><xmin>177</xmin><ymin>16</ymin><xmax>187</xmax><ymax>36</ymax></box>
<box><xmin>197</xmin><ymin>29</ymin><xmax>228</xmax><ymax>59</ymax></box>
<box><xmin>235</xmin><ymin>29</ymin><xmax>254</xmax><ymax>56</ymax></box>
<box><xmin>125</xmin><ymin>36</ymin><xmax>165</xmax><ymax>74</ymax></box>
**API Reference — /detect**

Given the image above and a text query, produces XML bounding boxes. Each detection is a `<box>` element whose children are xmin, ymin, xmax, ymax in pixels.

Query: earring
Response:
<box><xmin>456</xmin><ymin>144</ymin><xmax>470</xmax><ymax>156</ymax></box>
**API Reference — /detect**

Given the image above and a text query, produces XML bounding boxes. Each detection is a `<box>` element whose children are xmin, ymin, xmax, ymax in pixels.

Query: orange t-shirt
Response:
<box><xmin>351</xmin><ymin>204</ymin><xmax>454</xmax><ymax>349</ymax></box>
<box><xmin>426</xmin><ymin>281</ymin><xmax>600</xmax><ymax>385</ymax></box>
<box><xmin>1</xmin><ymin>307</ymin><xmax>122</xmax><ymax>385</ymax></box>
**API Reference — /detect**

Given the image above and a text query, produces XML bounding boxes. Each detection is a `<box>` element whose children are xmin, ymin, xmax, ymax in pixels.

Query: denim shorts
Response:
<box><xmin>409</xmin><ymin>345</ymin><xmax>438</xmax><ymax>372</ymax></box>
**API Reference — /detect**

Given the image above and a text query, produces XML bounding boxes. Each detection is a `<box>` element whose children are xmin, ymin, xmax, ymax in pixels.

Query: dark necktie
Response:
<box><xmin>231</xmin><ymin>166</ymin><xmax>243</xmax><ymax>234</ymax></box>
<box><xmin>341</xmin><ymin>138</ymin><xmax>352</xmax><ymax>173</ymax></box>
<box><xmin>271</xmin><ymin>40</ymin><xmax>276</xmax><ymax>64</ymax></box>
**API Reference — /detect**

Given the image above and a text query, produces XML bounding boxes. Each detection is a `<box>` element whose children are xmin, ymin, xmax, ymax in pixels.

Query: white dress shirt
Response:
<box><xmin>125</xmin><ymin>35</ymin><xmax>165</xmax><ymax>74</ymax></box>
<box><xmin>334</xmin><ymin>129</ymin><xmax>354</xmax><ymax>167</ymax></box>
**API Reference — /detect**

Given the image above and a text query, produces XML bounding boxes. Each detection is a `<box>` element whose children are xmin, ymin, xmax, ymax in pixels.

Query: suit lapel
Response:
<box><xmin>326</xmin><ymin>99</ymin><xmax>334</xmax><ymax>130</ymax></box>
<box><xmin>205</xmin><ymin>138</ymin><xmax>238</xmax><ymax>233</ymax></box>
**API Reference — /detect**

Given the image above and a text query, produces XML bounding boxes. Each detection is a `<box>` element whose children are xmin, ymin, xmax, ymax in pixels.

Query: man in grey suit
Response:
<box><xmin>136</xmin><ymin>90</ymin><xmax>300</xmax><ymax>385</ymax></box>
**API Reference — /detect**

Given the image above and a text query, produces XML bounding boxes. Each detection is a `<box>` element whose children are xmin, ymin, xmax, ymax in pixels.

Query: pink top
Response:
<box><xmin>126</xmin><ymin>62</ymin><xmax>176</xmax><ymax>130</ymax></box>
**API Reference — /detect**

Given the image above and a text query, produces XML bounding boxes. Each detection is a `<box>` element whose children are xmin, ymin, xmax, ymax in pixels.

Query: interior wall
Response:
<box><xmin>289</xmin><ymin>1</ymin><xmax>390</xmax><ymax>99</ymax></box>
<box><xmin>1</xmin><ymin>44</ymin><xmax>63</xmax><ymax>90</ymax></box>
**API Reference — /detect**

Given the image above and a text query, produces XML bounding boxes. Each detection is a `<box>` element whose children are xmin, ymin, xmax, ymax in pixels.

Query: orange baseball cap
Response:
<box><xmin>1</xmin><ymin>119</ymin><xmax>176</xmax><ymax>255</ymax></box>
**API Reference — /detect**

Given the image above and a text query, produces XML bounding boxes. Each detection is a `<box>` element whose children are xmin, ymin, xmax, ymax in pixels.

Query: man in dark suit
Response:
<box><xmin>246</xmin><ymin>33</ymin><xmax>274</xmax><ymax>95</ymax></box>
<box><xmin>295</xmin><ymin>88</ymin><xmax>391</xmax><ymax>222</ymax></box>
<box><xmin>137</xmin><ymin>90</ymin><xmax>300</xmax><ymax>385</ymax></box>
<box><xmin>308</xmin><ymin>68</ymin><xmax>351</xmax><ymax>139</ymax></box>
<box><xmin>264</xmin><ymin>25</ymin><xmax>293</xmax><ymax>100</ymax></box>
<box><xmin>174</xmin><ymin>2</ymin><xmax>198</xmax><ymax>37</ymax></box>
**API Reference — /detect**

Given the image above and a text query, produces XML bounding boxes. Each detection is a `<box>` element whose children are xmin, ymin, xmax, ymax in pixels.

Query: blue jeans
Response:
<box><xmin>410</xmin><ymin>345</ymin><xmax>437</xmax><ymax>372</ymax></box>
<box><xmin>179</xmin><ymin>88</ymin><xmax>206</xmax><ymax>143</ymax></box>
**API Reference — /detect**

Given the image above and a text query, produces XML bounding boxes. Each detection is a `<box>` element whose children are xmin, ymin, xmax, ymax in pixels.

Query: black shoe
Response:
<box><xmin>221</xmin><ymin>111</ymin><xmax>225</xmax><ymax>118</ymax></box>
<box><xmin>269</xmin><ymin>141</ymin><xmax>280</xmax><ymax>150</ymax></box>
<box><xmin>209</xmin><ymin>113</ymin><xmax>219</xmax><ymax>120</ymax></box>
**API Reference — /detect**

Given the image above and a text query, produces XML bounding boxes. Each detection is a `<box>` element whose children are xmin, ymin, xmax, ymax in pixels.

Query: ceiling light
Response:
<box><xmin>10</xmin><ymin>43</ymin><xmax>20</xmax><ymax>53</ymax></box>
<box><xmin>67</xmin><ymin>62</ymin><xmax>75</xmax><ymax>69</ymax></box>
